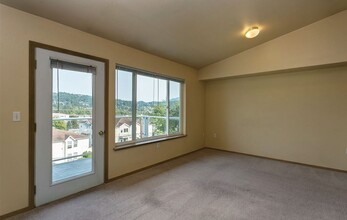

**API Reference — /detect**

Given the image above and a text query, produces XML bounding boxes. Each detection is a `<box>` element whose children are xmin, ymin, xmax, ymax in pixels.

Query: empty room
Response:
<box><xmin>0</xmin><ymin>1</ymin><xmax>346</xmax><ymax>219</ymax></box>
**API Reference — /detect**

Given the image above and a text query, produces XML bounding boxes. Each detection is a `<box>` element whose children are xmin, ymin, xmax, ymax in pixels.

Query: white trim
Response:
<box><xmin>35</xmin><ymin>48</ymin><xmax>105</xmax><ymax>206</ymax></box>
<box><xmin>115</xmin><ymin>66</ymin><xmax>185</xmax><ymax>146</ymax></box>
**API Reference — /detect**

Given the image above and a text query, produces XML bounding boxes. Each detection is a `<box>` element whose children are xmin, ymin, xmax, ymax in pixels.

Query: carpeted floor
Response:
<box><xmin>7</xmin><ymin>149</ymin><xmax>347</xmax><ymax>220</ymax></box>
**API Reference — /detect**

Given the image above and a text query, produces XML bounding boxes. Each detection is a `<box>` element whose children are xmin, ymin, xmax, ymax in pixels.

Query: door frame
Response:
<box><xmin>29</xmin><ymin>41</ymin><xmax>109</xmax><ymax>208</ymax></box>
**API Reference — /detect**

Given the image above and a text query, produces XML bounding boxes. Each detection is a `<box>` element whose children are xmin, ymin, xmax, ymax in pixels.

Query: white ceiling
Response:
<box><xmin>1</xmin><ymin>0</ymin><xmax>346</xmax><ymax>68</ymax></box>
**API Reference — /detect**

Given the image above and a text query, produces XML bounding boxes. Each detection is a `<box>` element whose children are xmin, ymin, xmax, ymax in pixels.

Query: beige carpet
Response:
<box><xmin>8</xmin><ymin>149</ymin><xmax>347</xmax><ymax>220</ymax></box>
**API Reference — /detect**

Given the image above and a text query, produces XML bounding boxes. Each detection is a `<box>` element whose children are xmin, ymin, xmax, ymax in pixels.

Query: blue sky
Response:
<box><xmin>116</xmin><ymin>70</ymin><xmax>180</xmax><ymax>102</ymax></box>
<box><xmin>52</xmin><ymin>69</ymin><xmax>180</xmax><ymax>102</ymax></box>
<box><xmin>52</xmin><ymin>69</ymin><xmax>93</xmax><ymax>96</ymax></box>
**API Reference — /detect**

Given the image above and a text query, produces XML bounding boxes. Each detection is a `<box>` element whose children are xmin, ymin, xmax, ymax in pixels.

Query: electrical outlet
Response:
<box><xmin>345</xmin><ymin>147</ymin><xmax>347</xmax><ymax>155</ymax></box>
<box><xmin>213</xmin><ymin>133</ymin><xmax>217</xmax><ymax>138</ymax></box>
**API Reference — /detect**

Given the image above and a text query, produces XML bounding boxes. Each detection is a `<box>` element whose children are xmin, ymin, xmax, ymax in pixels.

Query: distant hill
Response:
<box><xmin>53</xmin><ymin>92</ymin><xmax>92</xmax><ymax>108</ymax></box>
<box><xmin>53</xmin><ymin>92</ymin><xmax>179</xmax><ymax>116</ymax></box>
<box><xmin>53</xmin><ymin>92</ymin><xmax>93</xmax><ymax>115</ymax></box>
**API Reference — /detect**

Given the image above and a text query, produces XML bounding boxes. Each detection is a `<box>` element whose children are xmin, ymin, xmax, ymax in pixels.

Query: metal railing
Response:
<box><xmin>52</xmin><ymin>154</ymin><xmax>86</xmax><ymax>162</ymax></box>
<box><xmin>52</xmin><ymin>115</ymin><xmax>179</xmax><ymax>120</ymax></box>
<box><xmin>52</xmin><ymin>117</ymin><xmax>92</xmax><ymax>121</ymax></box>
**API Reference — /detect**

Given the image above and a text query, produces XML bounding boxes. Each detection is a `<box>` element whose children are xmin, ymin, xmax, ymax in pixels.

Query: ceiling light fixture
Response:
<box><xmin>245</xmin><ymin>27</ymin><xmax>260</xmax><ymax>39</ymax></box>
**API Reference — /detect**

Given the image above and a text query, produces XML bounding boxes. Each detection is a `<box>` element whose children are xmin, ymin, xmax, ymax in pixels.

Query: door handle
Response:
<box><xmin>98</xmin><ymin>130</ymin><xmax>105</xmax><ymax>136</ymax></box>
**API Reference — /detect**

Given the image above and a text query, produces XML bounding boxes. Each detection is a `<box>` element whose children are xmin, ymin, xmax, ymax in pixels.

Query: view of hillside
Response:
<box><xmin>53</xmin><ymin>92</ymin><xmax>180</xmax><ymax>118</ymax></box>
<box><xmin>53</xmin><ymin>92</ymin><xmax>180</xmax><ymax>134</ymax></box>
<box><xmin>53</xmin><ymin>92</ymin><xmax>92</xmax><ymax>115</ymax></box>
<box><xmin>116</xmin><ymin>98</ymin><xmax>180</xmax><ymax>116</ymax></box>
<box><xmin>116</xmin><ymin>98</ymin><xmax>180</xmax><ymax>135</ymax></box>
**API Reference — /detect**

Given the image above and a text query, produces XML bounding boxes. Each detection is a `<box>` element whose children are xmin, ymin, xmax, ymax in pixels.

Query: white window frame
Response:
<box><xmin>115</xmin><ymin>65</ymin><xmax>184</xmax><ymax>147</ymax></box>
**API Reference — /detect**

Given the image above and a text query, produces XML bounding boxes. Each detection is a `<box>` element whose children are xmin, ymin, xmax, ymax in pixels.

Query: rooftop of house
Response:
<box><xmin>116</xmin><ymin>118</ymin><xmax>133</xmax><ymax>128</ymax></box>
<box><xmin>53</xmin><ymin>128</ymin><xmax>89</xmax><ymax>143</ymax></box>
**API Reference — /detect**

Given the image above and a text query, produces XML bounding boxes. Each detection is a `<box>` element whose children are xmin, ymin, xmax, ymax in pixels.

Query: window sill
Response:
<box><xmin>113</xmin><ymin>134</ymin><xmax>187</xmax><ymax>151</ymax></box>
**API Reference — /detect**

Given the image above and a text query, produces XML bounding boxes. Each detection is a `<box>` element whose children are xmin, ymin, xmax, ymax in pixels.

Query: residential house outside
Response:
<box><xmin>52</xmin><ymin>128</ymin><xmax>91</xmax><ymax>164</ymax></box>
<box><xmin>79</xmin><ymin>120</ymin><xmax>92</xmax><ymax>135</ymax></box>
<box><xmin>115</xmin><ymin>117</ymin><xmax>153</xmax><ymax>142</ymax></box>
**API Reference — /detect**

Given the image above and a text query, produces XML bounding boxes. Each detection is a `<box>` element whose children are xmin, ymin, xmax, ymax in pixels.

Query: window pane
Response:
<box><xmin>137</xmin><ymin>75</ymin><xmax>167</xmax><ymax>139</ymax></box>
<box><xmin>115</xmin><ymin>70</ymin><xmax>133</xmax><ymax>143</ymax></box>
<box><xmin>52</xmin><ymin>68</ymin><xmax>93</xmax><ymax>183</ymax></box>
<box><xmin>169</xmin><ymin>81</ymin><xmax>181</xmax><ymax>134</ymax></box>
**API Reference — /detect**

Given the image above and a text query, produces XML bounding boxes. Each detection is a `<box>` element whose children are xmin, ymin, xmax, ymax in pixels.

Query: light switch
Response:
<box><xmin>13</xmin><ymin>112</ymin><xmax>21</xmax><ymax>122</ymax></box>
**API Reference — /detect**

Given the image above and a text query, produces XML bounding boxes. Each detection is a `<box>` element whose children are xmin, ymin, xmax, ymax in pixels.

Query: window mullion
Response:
<box><xmin>180</xmin><ymin>83</ymin><xmax>183</xmax><ymax>134</ymax></box>
<box><xmin>166</xmin><ymin>80</ymin><xmax>170</xmax><ymax>135</ymax></box>
<box><xmin>116</xmin><ymin>65</ymin><xmax>184</xmax><ymax>145</ymax></box>
<box><xmin>132</xmin><ymin>72</ymin><xmax>137</xmax><ymax>141</ymax></box>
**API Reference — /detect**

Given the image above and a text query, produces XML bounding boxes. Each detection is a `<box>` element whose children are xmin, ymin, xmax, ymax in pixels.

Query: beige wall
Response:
<box><xmin>1</xmin><ymin>2</ymin><xmax>346</xmax><ymax>218</ymax></box>
<box><xmin>199</xmin><ymin>10</ymin><xmax>347</xmax><ymax>80</ymax></box>
<box><xmin>205</xmin><ymin>65</ymin><xmax>347</xmax><ymax>171</ymax></box>
<box><xmin>0</xmin><ymin>5</ymin><xmax>204</xmax><ymax>216</ymax></box>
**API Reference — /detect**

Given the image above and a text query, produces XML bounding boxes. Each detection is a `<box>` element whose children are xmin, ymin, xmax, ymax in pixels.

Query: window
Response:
<box><xmin>74</xmin><ymin>141</ymin><xmax>78</xmax><ymax>148</ymax></box>
<box><xmin>67</xmin><ymin>141</ymin><xmax>73</xmax><ymax>149</ymax></box>
<box><xmin>115</xmin><ymin>65</ymin><xmax>183</xmax><ymax>145</ymax></box>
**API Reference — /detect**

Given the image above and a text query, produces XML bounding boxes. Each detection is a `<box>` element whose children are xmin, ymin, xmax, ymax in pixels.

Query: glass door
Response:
<box><xmin>51</xmin><ymin>64</ymin><xmax>94</xmax><ymax>183</ymax></box>
<box><xmin>35</xmin><ymin>48</ymin><xmax>105</xmax><ymax>206</ymax></box>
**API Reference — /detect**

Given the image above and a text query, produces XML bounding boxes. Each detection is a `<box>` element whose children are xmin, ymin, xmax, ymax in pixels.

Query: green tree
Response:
<box><xmin>169</xmin><ymin>101</ymin><xmax>180</xmax><ymax>133</ymax></box>
<box><xmin>82</xmin><ymin>151</ymin><xmax>92</xmax><ymax>158</ymax></box>
<box><xmin>169</xmin><ymin>101</ymin><xmax>180</xmax><ymax>116</ymax></box>
<box><xmin>151</xmin><ymin>104</ymin><xmax>166</xmax><ymax>135</ymax></box>
<box><xmin>52</xmin><ymin>120</ymin><xmax>66</xmax><ymax>130</ymax></box>
<box><xmin>67</xmin><ymin>120</ymin><xmax>79</xmax><ymax>130</ymax></box>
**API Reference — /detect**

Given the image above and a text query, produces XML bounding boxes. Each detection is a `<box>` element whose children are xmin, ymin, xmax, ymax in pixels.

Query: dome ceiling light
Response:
<box><xmin>245</xmin><ymin>27</ymin><xmax>260</xmax><ymax>39</ymax></box>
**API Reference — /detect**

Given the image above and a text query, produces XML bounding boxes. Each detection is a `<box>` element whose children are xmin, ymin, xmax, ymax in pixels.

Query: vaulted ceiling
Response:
<box><xmin>1</xmin><ymin>0</ymin><xmax>346</xmax><ymax>68</ymax></box>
